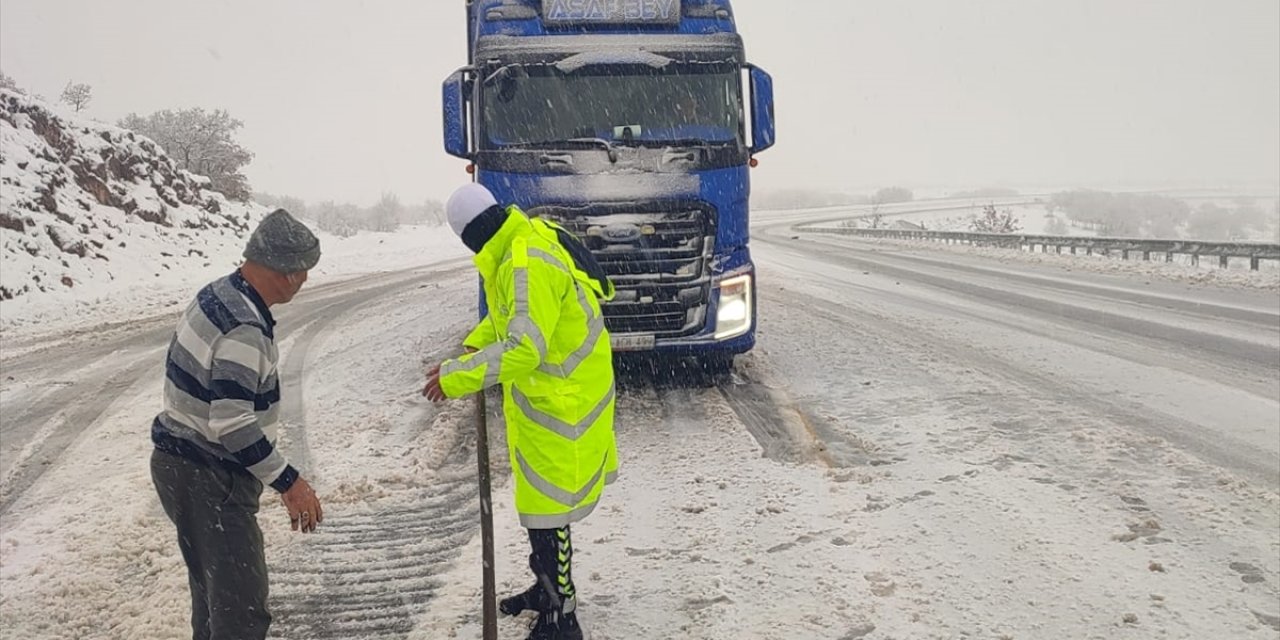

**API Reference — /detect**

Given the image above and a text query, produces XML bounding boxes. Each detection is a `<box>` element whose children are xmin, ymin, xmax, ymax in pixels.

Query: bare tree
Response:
<box><xmin>369</xmin><ymin>192</ymin><xmax>403</xmax><ymax>232</ymax></box>
<box><xmin>60</xmin><ymin>82</ymin><xmax>92</xmax><ymax>112</ymax></box>
<box><xmin>0</xmin><ymin>70</ymin><xmax>20</xmax><ymax>93</ymax></box>
<box><xmin>971</xmin><ymin>204</ymin><xmax>1021</xmax><ymax>233</ymax></box>
<box><xmin>118</xmin><ymin>108</ymin><xmax>254</xmax><ymax>201</ymax></box>
<box><xmin>309</xmin><ymin>201</ymin><xmax>360</xmax><ymax>237</ymax></box>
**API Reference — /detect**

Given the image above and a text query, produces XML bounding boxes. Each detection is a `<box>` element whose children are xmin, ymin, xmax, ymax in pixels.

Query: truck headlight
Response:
<box><xmin>714</xmin><ymin>274</ymin><xmax>753</xmax><ymax>340</ymax></box>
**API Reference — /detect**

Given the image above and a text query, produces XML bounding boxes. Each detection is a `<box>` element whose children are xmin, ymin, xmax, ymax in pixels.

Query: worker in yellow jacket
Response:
<box><xmin>424</xmin><ymin>183</ymin><xmax>617</xmax><ymax>640</ymax></box>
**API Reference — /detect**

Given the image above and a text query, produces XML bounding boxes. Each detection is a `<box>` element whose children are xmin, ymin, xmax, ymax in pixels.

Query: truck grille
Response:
<box><xmin>527</xmin><ymin>204</ymin><xmax>715</xmax><ymax>338</ymax></box>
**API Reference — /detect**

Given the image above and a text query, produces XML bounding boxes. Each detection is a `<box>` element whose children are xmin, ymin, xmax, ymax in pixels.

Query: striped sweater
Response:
<box><xmin>152</xmin><ymin>270</ymin><xmax>298</xmax><ymax>493</ymax></box>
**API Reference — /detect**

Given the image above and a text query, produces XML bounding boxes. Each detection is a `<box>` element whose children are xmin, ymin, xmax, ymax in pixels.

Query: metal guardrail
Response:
<box><xmin>796</xmin><ymin>225</ymin><xmax>1280</xmax><ymax>271</ymax></box>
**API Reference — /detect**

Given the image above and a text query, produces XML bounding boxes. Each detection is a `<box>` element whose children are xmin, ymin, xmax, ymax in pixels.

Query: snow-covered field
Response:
<box><xmin>765</xmin><ymin>203</ymin><xmax>1280</xmax><ymax>292</ymax></box>
<box><xmin>2</xmin><ymin>201</ymin><xmax>1277</xmax><ymax>639</ymax></box>
<box><xmin>775</xmin><ymin>191</ymin><xmax>1280</xmax><ymax>246</ymax></box>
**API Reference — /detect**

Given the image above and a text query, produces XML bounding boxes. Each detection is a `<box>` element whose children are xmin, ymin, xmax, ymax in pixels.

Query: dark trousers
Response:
<box><xmin>151</xmin><ymin>449</ymin><xmax>270</xmax><ymax>640</ymax></box>
<box><xmin>528</xmin><ymin>526</ymin><xmax>577</xmax><ymax>614</ymax></box>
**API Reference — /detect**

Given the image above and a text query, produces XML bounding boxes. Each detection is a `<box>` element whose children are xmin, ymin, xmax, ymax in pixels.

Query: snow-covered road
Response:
<box><xmin>1</xmin><ymin>206</ymin><xmax>1277</xmax><ymax>639</ymax></box>
<box><xmin>754</xmin><ymin>221</ymin><xmax>1280</xmax><ymax>488</ymax></box>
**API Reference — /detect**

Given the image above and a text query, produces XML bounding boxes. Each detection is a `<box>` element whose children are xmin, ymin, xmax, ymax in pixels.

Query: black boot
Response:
<box><xmin>508</xmin><ymin>527</ymin><xmax>580</xmax><ymax>624</ymax></box>
<box><xmin>526</xmin><ymin>609</ymin><xmax>583</xmax><ymax>640</ymax></box>
<box><xmin>500</xmin><ymin>582</ymin><xmax>544</xmax><ymax>616</ymax></box>
<box><xmin>500</xmin><ymin>554</ymin><xmax>552</xmax><ymax>616</ymax></box>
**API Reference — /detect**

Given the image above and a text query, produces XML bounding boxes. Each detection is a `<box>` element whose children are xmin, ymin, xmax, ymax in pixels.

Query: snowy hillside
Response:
<box><xmin>0</xmin><ymin>89</ymin><xmax>466</xmax><ymax>337</ymax></box>
<box><xmin>0</xmin><ymin>89</ymin><xmax>264</xmax><ymax>312</ymax></box>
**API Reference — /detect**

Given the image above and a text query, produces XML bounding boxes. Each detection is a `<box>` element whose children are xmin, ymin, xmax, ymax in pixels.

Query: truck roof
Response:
<box><xmin>469</xmin><ymin>0</ymin><xmax>740</xmax><ymax>43</ymax></box>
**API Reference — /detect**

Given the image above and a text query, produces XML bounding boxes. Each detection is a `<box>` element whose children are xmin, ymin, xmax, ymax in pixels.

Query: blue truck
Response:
<box><xmin>443</xmin><ymin>0</ymin><xmax>775</xmax><ymax>373</ymax></box>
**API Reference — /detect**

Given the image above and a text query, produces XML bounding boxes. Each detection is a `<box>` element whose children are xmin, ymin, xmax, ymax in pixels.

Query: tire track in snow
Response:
<box><xmin>768</xmin><ymin>276</ymin><xmax>1280</xmax><ymax>489</ymax></box>
<box><xmin>276</xmin><ymin>262</ymin><xmax>471</xmax><ymax>476</ymax></box>
<box><xmin>754</xmin><ymin>262</ymin><xmax>1280</xmax><ymax>632</ymax></box>
<box><xmin>763</xmin><ymin>231</ymin><xmax>1280</xmax><ymax>401</ymax></box>
<box><xmin>770</xmin><ymin>232</ymin><xmax>1280</xmax><ymax>374</ymax></box>
<box><xmin>266</xmin><ymin>263</ymin><xmax>479</xmax><ymax>639</ymax></box>
<box><xmin>0</xmin><ymin>263</ymin><xmax>471</xmax><ymax>520</ymax></box>
<box><xmin>615</xmin><ymin>356</ymin><xmax>838</xmax><ymax>467</ymax></box>
<box><xmin>0</xmin><ymin>349</ymin><xmax>162</xmax><ymax>516</ymax></box>
<box><xmin>758</xmin><ymin>227</ymin><xmax>1280</xmax><ymax>484</ymax></box>
<box><xmin>267</xmin><ymin>451</ymin><xmax>478</xmax><ymax>639</ymax></box>
<box><xmin>717</xmin><ymin>366</ymin><xmax>837</xmax><ymax>468</ymax></box>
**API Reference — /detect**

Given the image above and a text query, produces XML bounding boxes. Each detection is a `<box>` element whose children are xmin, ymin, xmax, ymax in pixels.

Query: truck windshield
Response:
<box><xmin>481</xmin><ymin>65</ymin><xmax>743</xmax><ymax>149</ymax></box>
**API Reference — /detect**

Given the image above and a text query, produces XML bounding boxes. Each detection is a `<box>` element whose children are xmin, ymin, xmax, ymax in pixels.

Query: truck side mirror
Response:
<box><xmin>747</xmin><ymin>65</ymin><xmax>775</xmax><ymax>154</ymax></box>
<box><xmin>443</xmin><ymin>69</ymin><xmax>471</xmax><ymax>159</ymax></box>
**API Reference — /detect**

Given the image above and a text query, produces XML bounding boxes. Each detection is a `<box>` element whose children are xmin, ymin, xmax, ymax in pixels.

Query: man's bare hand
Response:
<box><xmin>281</xmin><ymin>477</ymin><xmax>323</xmax><ymax>533</ymax></box>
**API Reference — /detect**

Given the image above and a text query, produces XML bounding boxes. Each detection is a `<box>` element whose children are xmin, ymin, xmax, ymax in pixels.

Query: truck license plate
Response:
<box><xmin>610</xmin><ymin>334</ymin><xmax>656</xmax><ymax>351</ymax></box>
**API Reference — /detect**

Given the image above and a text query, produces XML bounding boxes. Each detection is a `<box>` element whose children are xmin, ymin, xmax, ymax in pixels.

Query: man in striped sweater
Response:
<box><xmin>150</xmin><ymin>209</ymin><xmax>323</xmax><ymax>640</ymax></box>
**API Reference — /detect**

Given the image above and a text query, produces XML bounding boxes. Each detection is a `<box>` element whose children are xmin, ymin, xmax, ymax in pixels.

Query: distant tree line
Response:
<box><xmin>254</xmin><ymin>192</ymin><xmax>446</xmax><ymax>237</ymax></box>
<box><xmin>1047</xmin><ymin>190</ymin><xmax>1275</xmax><ymax>241</ymax></box>
<box><xmin>949</xmin><ymin>187</ymin><xmax>1020</xmax><ymax>199</ymax></box>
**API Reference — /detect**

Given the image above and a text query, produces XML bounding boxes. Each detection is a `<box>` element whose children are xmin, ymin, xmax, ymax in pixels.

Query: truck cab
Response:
<box><xmin>444</xmin><ymin>0</ymin><xmax>775</xmax><ymax>373</ymax></box>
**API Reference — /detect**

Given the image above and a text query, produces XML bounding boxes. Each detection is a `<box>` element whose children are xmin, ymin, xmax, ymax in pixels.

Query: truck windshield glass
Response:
<box><xmin>481</xmin><ymin>65</ymin><xmax>743</xmax><ymax>149</ymax></box>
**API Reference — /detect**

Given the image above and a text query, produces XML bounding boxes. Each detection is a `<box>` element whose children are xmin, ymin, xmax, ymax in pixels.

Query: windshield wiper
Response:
<box><xmin>564</xmin><ymin>138</ymin><xmax>620</xmax><ymax>163</ymax></box>
<box><xmin>634</xmin><ymin>138</ymin><xmax>732</xmax><ymax>149</ymax></box>
<box><xmin>504</xmin><ymin>138</ymin><xmax>618</xmax><ymax>163</ymax></box>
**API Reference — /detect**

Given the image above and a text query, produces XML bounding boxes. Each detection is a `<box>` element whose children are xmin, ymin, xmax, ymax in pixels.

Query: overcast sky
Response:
<box><xmin>2</xmin><ymin>0</ymin><xmax>1277</xmax><ymax>205</ymax></box>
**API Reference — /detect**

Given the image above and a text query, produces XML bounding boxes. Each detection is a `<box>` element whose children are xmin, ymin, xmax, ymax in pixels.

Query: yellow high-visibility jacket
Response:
<box><xmin>440</xmin><ymin>207</ymin><xmax>618</xmax><ymax>528</ymax></box>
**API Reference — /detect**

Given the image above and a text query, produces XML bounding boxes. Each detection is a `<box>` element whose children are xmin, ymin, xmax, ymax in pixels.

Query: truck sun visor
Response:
<box><xmin>554</xmin><ymin>50</ymin><xmax>673</xmax><ymax>73</ymax></box>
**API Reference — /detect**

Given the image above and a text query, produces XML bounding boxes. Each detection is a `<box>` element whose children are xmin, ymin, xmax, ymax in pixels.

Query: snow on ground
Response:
<box><xmin>2</xmin><ymin>169</ymin><xmax>1278</xmax><ymax>639</ymax></box>
<box><xmin>408</xmin><ymin>232</ymin><xmax>1280</xmax><ymax>639</ymax></box>
<box><xmin>791</xmin><ymin>205</ymin><xmax>1280</xmax><ymax>292</ymax></box>
<box><xmin>901</xmin><ymin>204</ymin><xmax>1099</xmax><ymax>237</ymax></box>
<box><xmin>2</xmin><ymin>233</ymin><xmax>1278</xmax><ymax>638</ymax></box>
<box><xmin>789</xmin><ymin>192</ymin><xmax>1280</xmax><ymax>245</ymax></box>
<box><xmin>0</xmin><ymin>223</ymin><xmax>467</xmax><ymax>346</ymax></box>
<box><xmin>914</xmin><ymin>201</ymin><xmax>1280</xmax><ymax>242</ymax></box>
<box><xmin>408</xmin><ymin>268</ymin><xmax>1280</xmax><ymax>639</ymax></box>
<box><xmin>410</xmin><ymin>379</ymin><xmax>871</xmax><ymax>640</ymax></box>
<box><xmin>0</xmin><ymin>361</ymin><xmax>190</xmax><ymax>639</ymax></box>
<box><xmin>0</xmin><ymin>256</ymin><xmax>477</xmax><ymax>639</ymax></box>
